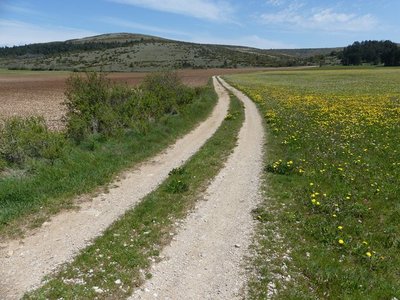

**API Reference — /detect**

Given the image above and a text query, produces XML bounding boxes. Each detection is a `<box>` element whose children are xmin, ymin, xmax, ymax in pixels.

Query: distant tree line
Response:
<box><xmin>341</xmin><ymin>40</ymin><xmax>400</xmax><ymax>66</ymax></box>
<box><xmin>0</xmin><ymin>39</ymin><xmax>161</xmax><ymax>57</ymax></box>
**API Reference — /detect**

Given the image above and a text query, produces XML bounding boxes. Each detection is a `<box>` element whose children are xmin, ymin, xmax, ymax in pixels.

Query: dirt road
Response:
<box><xmin>130</xmin><ymin>77</ymin><xmax>265</xmax><ymax>299</ymax></box>
<box><xmin>0</xmin><ymin>77</ymin><xmax>229</xmax><ymax>300</ymax></box>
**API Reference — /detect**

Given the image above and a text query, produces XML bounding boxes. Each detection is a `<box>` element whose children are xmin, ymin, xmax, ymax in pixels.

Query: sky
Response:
<box><xmin>0</xmin><ymin>0</ymin><xmax>399</xmax><ymax>49</ymax></box>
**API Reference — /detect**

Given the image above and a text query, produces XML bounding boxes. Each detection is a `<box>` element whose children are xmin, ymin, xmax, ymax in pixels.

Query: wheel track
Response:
<box><xmin>130</xmin><ymin>77</ymin><xmax>265</xmax><ymax>300</ymax></box>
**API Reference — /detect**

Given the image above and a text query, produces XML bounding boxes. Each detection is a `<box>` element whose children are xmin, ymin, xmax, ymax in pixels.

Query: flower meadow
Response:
<box><xmin>227</xmin><ymin>68</ymin><xmax>400</xmax><ymax>298</ymax></box>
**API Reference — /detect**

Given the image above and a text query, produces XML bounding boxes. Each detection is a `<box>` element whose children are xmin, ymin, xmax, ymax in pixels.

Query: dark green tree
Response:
<box><xmin>342</xmin><ymin>40</ymin><xmax>400</xmax><ymax>66</ymax></box>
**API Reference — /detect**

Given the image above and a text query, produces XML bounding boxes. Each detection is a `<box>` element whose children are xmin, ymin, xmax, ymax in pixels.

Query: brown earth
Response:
<box><xmin>0</xmin><ymin>68</ymin><xmax>268</xmax><ymax>130</ymax></box>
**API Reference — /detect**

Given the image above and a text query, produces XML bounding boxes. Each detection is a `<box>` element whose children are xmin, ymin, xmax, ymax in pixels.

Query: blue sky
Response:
<box><xmin>0</xmin><ymin>0</ymin><xmax>399</xmax><ymax>49</ymax></box>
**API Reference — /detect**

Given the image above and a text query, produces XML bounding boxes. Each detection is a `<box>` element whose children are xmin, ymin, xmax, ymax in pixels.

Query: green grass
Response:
<box><xmin>24</xmin><ymin>90</ymin><xmax>244</xmax><ymax>299</ymax></box>
<box><xmin>0</xmin><ymin>83</ymin><xmax>217</xmax><ymax>238</ymax></box>
<box><xmin>226</xmin><ymin>68</ymin><xmax>400</xmax><ymax>299</ymax></box>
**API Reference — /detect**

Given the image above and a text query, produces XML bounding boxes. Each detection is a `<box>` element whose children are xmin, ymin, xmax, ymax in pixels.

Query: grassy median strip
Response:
<box><xmin>0</xmin><ymin>80</ymin><xmax>217</xmax><ymax>238</ymax></box>
<box><xmin>25</xmin><ymin>92</ymin><xmax>244</xmax><ymax>299</ymax></box>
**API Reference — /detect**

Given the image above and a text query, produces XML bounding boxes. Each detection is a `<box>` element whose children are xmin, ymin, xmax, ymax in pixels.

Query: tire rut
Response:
<box><xmin>129</xmin><ymin>77</ymin><xmax>264</xmax><ymax>300</ymax></box>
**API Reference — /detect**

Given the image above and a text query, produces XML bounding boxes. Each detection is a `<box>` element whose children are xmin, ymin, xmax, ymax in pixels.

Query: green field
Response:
<box><xmin>226</xmin><ymin>68</ymin><xmax>400</xmax><ymax>299</ymax></box>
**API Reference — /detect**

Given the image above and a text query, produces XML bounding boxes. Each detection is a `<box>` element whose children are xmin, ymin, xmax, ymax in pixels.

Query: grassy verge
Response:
<box><xmin>0</xmin><ymin>82</ymin><xmax>217</xmax><ymax>238</ymax></box>
<box><xmin>226</xmin><ymin>68</ymin><xmax>400</xmax><ymax>299</ymax></box>
<box><xmin>24</xmin><ymin>91</ymin><xmax>244</xmax><ymax>299</ymax></box>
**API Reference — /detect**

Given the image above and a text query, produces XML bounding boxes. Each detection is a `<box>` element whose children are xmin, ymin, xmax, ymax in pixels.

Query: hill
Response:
<box><xmin>0</xmin><ymin>33</ymin><xmax>331</xmax><ymax>71</ymax></box>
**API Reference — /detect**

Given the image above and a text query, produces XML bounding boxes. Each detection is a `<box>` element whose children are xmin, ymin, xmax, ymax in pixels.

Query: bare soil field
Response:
<box><xmin>0</xmin><ymin>68</ymin><xmax>268</xmax><ymax>130</ymax></box>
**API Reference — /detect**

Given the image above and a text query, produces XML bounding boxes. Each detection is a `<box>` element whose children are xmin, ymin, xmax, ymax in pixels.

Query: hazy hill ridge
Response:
<box><xmin>0</xmin><ymin>33</ymin><xmax>340</xmax><ymax>71</ymax></box>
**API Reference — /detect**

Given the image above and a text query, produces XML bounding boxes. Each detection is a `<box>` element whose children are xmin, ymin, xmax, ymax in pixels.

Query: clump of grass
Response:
<box><xmin>165</xmin><ymin>179</ymin><xmax>189</xmax><ymax>194</ymax></box>
<box><xmin>24</xmin><ymin>93</ymin><xmax>244</xmax><ymax>299</ymax></box>
<box><xmin>165</xmin><ymin>167</ymin><xmax>189</xmax><ymax>193</ymax></box>
<box><xmin>168</xmin><ymin>167</ymin><xmax>186</xmax><ymax>176</ymax></box>
<box><xmin>227</xmin><ymin>68</ymin><xmax>400</xmax><ymax>299</ymax></box>
<box><xmin>265</xmin><ymin>159</ymin><xmax>300</xmax><ymax>175</ymax></box>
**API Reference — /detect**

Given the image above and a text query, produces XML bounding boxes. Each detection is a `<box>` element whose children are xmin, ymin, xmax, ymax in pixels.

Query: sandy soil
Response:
<box><xmin>0</xmin><ymin>77</ymin><xmax>229</xmax><ymax>300</ymax></box>
<box><xmin>130</xmin><ymin>77</ymin><xmax>265</xmax><ymax>300</ymax></box>
<box><xmin>0</xmin><ymin>68</ymin><xmax>267</xmax><ymax>130</ymax></box>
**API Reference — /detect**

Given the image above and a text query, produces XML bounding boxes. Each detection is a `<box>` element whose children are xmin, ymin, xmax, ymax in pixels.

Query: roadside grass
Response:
<box><xmin>226</xmin><ymin>68</ymin><xmax>400</xmax><ymax>299</ymax></box>
<box><xmin>24</xmin><ymin>90</ymin><xmax>244</xmax><ymax>299</ymax></box>
<box><xmin>0</xmin><ymin>81</ymin><xmax>216</xmax><ymax>238</ymax></box>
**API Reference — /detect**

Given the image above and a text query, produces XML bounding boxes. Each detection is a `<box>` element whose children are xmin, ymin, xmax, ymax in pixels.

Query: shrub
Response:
<box><xmin>64</xmin><ymin>72</ymin><xmax>119</xmax><ymax>141</ymax></box>
<box><xmin>141</xmin><ymin>71</ymin><xmax>194</xmax><ymax>114</ymax></box>
<box><xmin>0</xmin><ymin>116</ymin><xmax>65</xmax><ymax>165</ymax></box>
<box><xmin>64</xmin><ymin>71</ymin><xmax>196</xmax><ymax>142</ymax></box>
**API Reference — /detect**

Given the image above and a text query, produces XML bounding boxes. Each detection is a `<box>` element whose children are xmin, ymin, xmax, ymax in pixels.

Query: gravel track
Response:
<box><xmin>129</xmin><ymin>77</ymin><xmax>265</xmax><ymax>300</ymax></box>
<box><xmin>0</xmin><ymin>77</ymin><xmax>229</xmax><ymax>300</ymax></box>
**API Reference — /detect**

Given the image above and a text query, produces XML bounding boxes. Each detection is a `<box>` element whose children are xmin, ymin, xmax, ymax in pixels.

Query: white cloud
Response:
<box><xmin>310</xmin><ymin>9</ymin><xmax>377</xmax><ymax>31</ymax></box>
<box><xmin>108</xmin><ymin>0</ymin><xmax>234</xmax><ymax>22</ymax></box>
<box><xmin>260</xmin><ymin>4</ymin><xmax>378</xmax><ymax>32</ymax></box>
<box><xmin>0</xmin><ymin>19</ymin><xmax>97</xmax><ymax>46</ymax></box>
<box><xmin>101</xmin><ymin>17</ymin><xmax>189</xmax><ymax>37</ymax></box>
<box><xmin>266</xmin><ymin>0</ymin><xmax>285</xmax><ymax>7</ymax></box>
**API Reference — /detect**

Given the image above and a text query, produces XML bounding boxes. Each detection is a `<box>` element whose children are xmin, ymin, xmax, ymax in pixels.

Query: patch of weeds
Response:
<box><xmin>265</xmin><ymin>159</ymin><xmax>296</xmax><ymax>175</ymax></box>
<box><xmin>251</xmin><ymin>207</ymin><xmax>269</xmax><ymax>223</ymax></box>
<box><xmin>168</xmin><ymin>167</ymin><xmax>186</xmax><ymax>176</ymax></box>
<box><xmin>166</xmin><ymin>167</ymin><xmax>188</xmax><ymax>193</ymax></box>
<box><xmin>165</xmin><ymin>179</ymin><xmax>189</xmax><ymax>194</ymax></box>
<box><xmin>224</xmin><ymin>113</ymin><xmax>234</xmax><ymax>120</ymax></box>
<box><xmin>224</xmin><ymin>109</ymin><xmax>241</xmax><ymax>121</ymax></box>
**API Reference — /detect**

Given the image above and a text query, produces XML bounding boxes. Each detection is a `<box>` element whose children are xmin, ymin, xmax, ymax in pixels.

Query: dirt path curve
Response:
<box><xmin>0</xmin><ymin>77</ymin><xmax>229</xmax><ymax>300</ymax></box>
<box><xmin>130</xmin><ymin>77</ymin><xmax>264</xmax><ymax>300</ymax></box>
